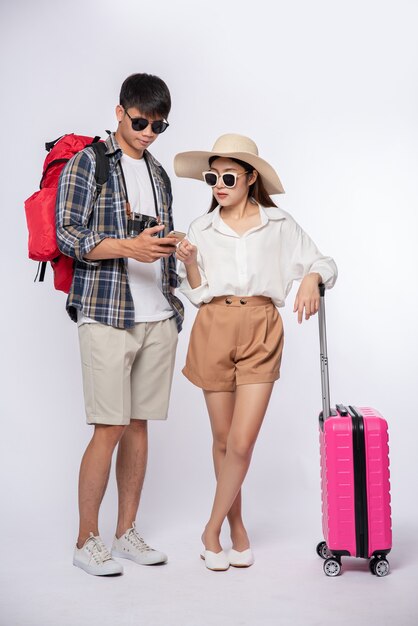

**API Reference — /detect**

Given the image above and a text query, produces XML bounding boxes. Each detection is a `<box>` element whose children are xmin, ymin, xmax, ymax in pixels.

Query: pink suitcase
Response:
<box><xmin>316</xmin><ymin>285</ymin><xmax>392</xmax><ymax>576</ymax></box>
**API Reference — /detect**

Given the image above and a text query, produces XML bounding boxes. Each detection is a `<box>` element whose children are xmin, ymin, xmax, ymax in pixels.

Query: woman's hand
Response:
<box><xmin>293</xmin><ymin>273</ymin><xmax>322</xmax><ymax>324</ymax></box>
<box><xmin>176</xmin><ymin>239</ymin><xmax>202</xmax><ymax>289</ymax></box>
<box><xmin>175</xmin><ymin>239</ymin><xmax>198</xmax><ymax>265</ymax></box>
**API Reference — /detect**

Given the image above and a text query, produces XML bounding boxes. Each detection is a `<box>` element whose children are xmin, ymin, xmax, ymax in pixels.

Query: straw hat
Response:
<box><xmin>174</xmin><ymin>133</ymin><xmax>284</xmax><ymax>195</ymax></box>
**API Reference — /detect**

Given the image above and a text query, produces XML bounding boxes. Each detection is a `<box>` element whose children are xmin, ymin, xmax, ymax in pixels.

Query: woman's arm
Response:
<box><xmin>293</xmin><ymin>272</ymin><xmax>322</xmax><ymax>324</ymax></box>
<box><xmin>176</xmin><ymin>233</ymin><xmax>212</xmax><ymax>306</ymax></box>
<box><xmin>176</xmin><ymin>240</ymin><xmax>201</xmax><ymax>288</ymax></box>
<box><xmin>284</xmin><ymin>218</ymin><xmax>337</xmax><ymax>323</ymax></box>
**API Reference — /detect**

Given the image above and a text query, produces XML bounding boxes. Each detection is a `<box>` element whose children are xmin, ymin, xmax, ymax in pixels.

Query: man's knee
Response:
<box><xmin>127</xmin><ymin>419</ymin><xmax>148</xmax><ymax>433</ymax></box>
<box><xmin>93</xmin><ymin>424</ymin><xmax>126</xmax><ymax>448</ymax></box>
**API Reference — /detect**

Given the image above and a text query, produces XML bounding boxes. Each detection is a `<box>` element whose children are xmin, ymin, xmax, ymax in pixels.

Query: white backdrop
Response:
<box><xmin>1</xmin><ymin>1</ymin><xmax>418</xmax><ymax>625</ymax></box>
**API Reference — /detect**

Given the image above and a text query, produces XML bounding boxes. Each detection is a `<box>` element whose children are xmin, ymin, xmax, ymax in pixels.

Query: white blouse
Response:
<box><xmin>178</xmin><ymin>204</ymin><xmax>337</xmax><ymax>308</ymax></box>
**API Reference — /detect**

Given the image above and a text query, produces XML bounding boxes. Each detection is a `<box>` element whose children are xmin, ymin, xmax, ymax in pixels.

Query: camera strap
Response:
<box><xmin>143</xmin><ymin>152</ymin><xmax>159</xmax><ymax>218</ymax></box>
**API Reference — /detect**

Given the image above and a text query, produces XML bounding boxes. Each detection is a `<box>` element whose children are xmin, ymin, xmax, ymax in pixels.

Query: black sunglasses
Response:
<box><xmin>124</xmin><ymin>109</ymin><xmax>169</xmax><ymax>134</ymax></box>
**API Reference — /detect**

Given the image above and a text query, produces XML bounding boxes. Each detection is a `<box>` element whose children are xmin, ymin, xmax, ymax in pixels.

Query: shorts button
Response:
<box><xmin>240</xmin><ymin>299</ymin><xmax>247</xmax><ymax>305</ymax></box>
<box><xmin>225</xmin><ymin>298</ymin><xmax>232</xmax><ymax>305</ymax></box>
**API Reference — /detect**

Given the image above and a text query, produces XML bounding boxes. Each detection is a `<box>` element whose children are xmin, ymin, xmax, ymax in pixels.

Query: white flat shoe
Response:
<box><xmin>200</xmin><ymin>550</ymin><xmax>230</xmax><ymax>571</ymax></box>
<box><xmin>228</xmin><ymin>548</ymin><xmax>255</xmax><ymax>568</ymax></box>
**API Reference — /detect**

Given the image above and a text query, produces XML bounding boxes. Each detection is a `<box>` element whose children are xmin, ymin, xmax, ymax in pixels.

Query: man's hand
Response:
<box><xmin>128</xmin><ymin>224</ymin><xmax>177</xmax><ymax>262</ymax></box>
<box><xmin>293</xmin><ymin>273</ymin><xmax>322</xmax><ymax>324</ymax></box>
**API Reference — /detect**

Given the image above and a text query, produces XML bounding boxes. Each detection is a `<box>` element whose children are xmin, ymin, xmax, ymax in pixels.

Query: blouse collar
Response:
<box><xmin>200</xmin><ymin>203</ymin><xmax>287</xmax><ymax>232</ymax></box>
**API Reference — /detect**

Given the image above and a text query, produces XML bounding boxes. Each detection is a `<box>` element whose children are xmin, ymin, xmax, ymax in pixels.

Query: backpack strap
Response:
<box><xmin>45</xmin><ymin>136</ymin><xmax>65</xmax><ymax>152</ymax></box>
<box><xmin>90</xmin><ymin>141</ymin><xmax>110</xmax><ymax>195</ymax></box>
<box><xmin>39</xmin><ymin>158</ymin><xmax>70</xmax><ymax>189</ymax></box>
<box><xmin>34</xmin><ymin>261</ymin><xmax>47</xmax><ymax>283</ymax></box>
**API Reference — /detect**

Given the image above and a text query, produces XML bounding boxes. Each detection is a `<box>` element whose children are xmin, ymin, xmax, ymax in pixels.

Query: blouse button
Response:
<box><xmin>225</xmin><ymin>298</ymin><xmax>232</xmax><ymax>305</ymax></box>
<box><xmin>240</xmin><ymin>299</ymin><xmax>247</xmax><ymax>305</ymax></box>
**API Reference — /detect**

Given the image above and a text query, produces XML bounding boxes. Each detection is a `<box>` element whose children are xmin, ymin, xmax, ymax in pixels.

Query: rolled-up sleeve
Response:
<box><xmin>178</xmin><ymin>226</ymin><xmax>211</xmax><ymax>306</ymax></box>
<box><xmin>56</xmin><ymin>150</ymin><xmax>107</xmax><ymax>264</ymax></box>
<box><xmin>284</xmin><ymin>219</ymin><xmax>338</xmax><ymax>292</ymax></box>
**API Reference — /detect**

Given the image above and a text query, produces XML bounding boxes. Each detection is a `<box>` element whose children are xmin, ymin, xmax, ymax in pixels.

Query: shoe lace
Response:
<box><xmin>126</xmin><ymin>523</ymin><xmax>154</xmax><ymax>553</ymax></box>
<box><xmin>86</xmin><ymin>534</ymin><xmax>113</xmax><ymax>564</ymax></box>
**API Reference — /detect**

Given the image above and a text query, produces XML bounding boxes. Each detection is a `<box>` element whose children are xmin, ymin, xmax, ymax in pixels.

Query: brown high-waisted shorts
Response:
<box><xmin>182</xmin><ymin>295</ymin><xmax>284</xmax><ymax>392</ymax></box>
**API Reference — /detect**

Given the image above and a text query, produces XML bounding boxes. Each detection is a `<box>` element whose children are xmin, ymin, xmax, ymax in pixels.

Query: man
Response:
<box><xmin>56</xmin><ymin>73</ymin><xmax>184</xmax><ymax>576</ymax></box>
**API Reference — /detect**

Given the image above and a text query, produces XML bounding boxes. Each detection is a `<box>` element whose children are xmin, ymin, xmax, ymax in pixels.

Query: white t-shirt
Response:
<box><xmin>78</xmin><ymin>153</ymin><xmax>173</xmax><ymax>325</ymax></box>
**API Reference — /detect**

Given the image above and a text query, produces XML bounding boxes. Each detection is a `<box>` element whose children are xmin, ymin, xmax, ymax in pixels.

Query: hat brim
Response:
<box><xmin>174</xmin><ymin>150</ymin><xmax>285</xmax><ymax>195</ymax></box>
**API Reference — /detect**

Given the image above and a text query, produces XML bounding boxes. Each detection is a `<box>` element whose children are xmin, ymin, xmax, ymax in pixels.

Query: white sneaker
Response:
<box><xmin>112</xmin><ymin>522</ymin><xmax>168</xmax><ymax>565</ymax></box>
<box><xmin>73</xmin><ymin>533</ymin><xmax>123</xmax><ymax>576</ymax></box>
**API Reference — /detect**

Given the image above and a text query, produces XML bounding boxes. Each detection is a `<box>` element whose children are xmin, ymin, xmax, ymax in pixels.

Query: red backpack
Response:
<box><xmin>24</xmin><ymin>134</ymin><xmax>109</xmax><ymax>292</ymax></box>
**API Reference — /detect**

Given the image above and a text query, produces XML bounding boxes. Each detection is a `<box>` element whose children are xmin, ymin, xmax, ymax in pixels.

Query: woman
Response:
<box><xmin>174</xmin><ymin>134</ymin><xmax>337</xmax><ymax>571</ymax></box>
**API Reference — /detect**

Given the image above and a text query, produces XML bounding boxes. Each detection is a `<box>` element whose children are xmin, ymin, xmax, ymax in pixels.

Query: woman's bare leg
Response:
<box><xmin>204</xmin><ymin>390</ymin><xmax>250</xmax><ymax>551</ymax></box>
<box><xmin>202</xmin><ymin>382</ymin><xmax>274</xmax><ymax>553</ymax></box>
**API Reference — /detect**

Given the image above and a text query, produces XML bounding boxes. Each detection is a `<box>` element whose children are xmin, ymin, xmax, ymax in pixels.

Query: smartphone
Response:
<box><xmin>167</xmin><ymin>230</ymin><xmax>186</xmax><ymax>241</ymax></box>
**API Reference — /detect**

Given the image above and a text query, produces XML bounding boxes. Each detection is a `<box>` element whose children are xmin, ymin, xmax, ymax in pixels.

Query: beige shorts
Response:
<box><xmin>78</xmin><ymin>318</ymin><xmax>178</xmax><ymax>425</ymax></box>
<box><xmin>183</xmin><ymin>296</ymin><xmax>284</xmax><ymax>392</ymax></box>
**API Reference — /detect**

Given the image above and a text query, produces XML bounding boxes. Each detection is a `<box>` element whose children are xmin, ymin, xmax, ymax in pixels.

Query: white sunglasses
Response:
<box><xmin>202</xmin><ymin>170</ymin><xmax>249</xmax><ymax>188</ymax></box>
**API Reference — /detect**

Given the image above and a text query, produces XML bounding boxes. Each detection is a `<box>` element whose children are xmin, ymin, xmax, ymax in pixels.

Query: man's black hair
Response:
<box><xmin>120</xmin><ymin>73</ymin><xmax>171</xmax><ymax>119</ymax></box>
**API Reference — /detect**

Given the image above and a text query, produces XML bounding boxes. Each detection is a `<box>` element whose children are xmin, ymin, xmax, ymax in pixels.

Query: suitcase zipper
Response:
<box><xmin>348</xmin><ymin>405</ymin><xmax>369</xmax><ymax>559</ymax></box>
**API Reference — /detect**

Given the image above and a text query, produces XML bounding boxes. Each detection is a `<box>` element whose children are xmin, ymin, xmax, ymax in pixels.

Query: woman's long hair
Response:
<box><xmin>208</xmin><ymin>156</ymin><xmax>277</xmax><ymax>212</ymax></box>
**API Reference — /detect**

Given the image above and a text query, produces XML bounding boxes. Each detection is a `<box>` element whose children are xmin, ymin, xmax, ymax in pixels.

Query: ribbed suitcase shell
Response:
<box><xmin>320</xmin><ymin>406</ymin><xmax>392</xmax><ymax>558</ymax></box>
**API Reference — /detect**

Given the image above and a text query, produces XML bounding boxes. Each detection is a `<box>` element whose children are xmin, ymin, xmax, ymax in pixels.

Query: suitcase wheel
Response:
<box><xmin>316</xmin><ymin>541</ymin><xmax>332</xmax><ymax>560</ymax></box>
<box><xmin>369</xmin><ymin>557</ymin><xmax>390</xmax><ymax>577</ymax></box>
<box><xmin>323</xmin><ymin>557</ymin><xmax>341</xmax><ymax>577</ymax></box>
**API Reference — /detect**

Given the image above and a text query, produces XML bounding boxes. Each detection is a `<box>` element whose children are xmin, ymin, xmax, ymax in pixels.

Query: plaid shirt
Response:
<box><xmin>56</xmin><ymin>132</ymin><xmax>184</xmax><ymax>331</ymax></box>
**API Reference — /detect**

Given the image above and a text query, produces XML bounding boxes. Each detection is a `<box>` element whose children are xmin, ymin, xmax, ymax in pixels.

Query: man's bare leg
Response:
<box><xmin>77</xmin><ymin>424</ymin><xmax>126</xmax><ymax>547</ymax></box>
<box><xmin>115</xmin><ymin>419</ymin><xmax>148</xmax><ymax>537</ymax></box>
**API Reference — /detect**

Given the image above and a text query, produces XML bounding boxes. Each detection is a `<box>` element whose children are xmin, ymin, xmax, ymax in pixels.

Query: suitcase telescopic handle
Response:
<box><xmin>318</xmin><ymin>283</ymin><xmax>331</xmax><ymax>420</ymax></box>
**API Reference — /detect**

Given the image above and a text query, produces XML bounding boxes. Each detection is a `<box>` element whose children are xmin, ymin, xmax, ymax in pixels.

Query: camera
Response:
<box><xmin>127</xmin><ymin>213</ymin><xmax>159</xmax><ymax>238</ymax></box>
